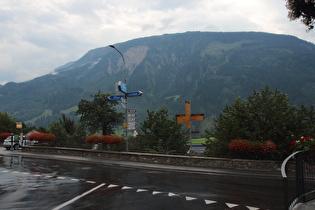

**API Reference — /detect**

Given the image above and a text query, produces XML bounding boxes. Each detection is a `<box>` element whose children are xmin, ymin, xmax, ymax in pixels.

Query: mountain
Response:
<box><xmin>1</xmin><ymin>31</ymin><xmax>315</xmax><ymax>131</ymax></box>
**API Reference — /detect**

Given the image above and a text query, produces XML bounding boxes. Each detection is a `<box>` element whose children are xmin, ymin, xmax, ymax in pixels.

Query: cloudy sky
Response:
<box><xmin>0</xmin><ymin>0</ymin><xmax>314</xmax><ymax>85</ymax></box>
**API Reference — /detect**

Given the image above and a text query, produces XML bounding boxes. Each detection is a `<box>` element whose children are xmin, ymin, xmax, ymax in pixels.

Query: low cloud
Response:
<box><xmin>0</xmin><ymin>0</ymin><xmax>313</xmax><ymax>84</ymax></box>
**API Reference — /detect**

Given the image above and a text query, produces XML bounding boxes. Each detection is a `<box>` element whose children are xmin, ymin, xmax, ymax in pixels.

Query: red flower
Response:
<box><xmin>85</xmin><ymin>134</ymin><xmax>124</xmax><ymax>145</ymax></box>
<box><xmin>291</xmin><ymin>136</ymin><xmax>315</xmax><ymax>151</ymax></box>
<box><xmin>104</xmin><ymin>135</ymin><xmax>123</xmax><ymax>144</ymax></box>
<box><xmin>85</xmin><ymin>134</ymin><xmax>104</xmax><ymax>144</ymax></box>
<box><xmin>0</xmin><ymin>133</ymin><xmax>12</xmax><ymax>139</ymax></box>
<box><xmin>28</xmin><ymin>133</ymin><xmax>55</xmax><ymax>141</ymax></box>
<box><xmin>228</xmin><ymin>139</ymin><xmax>276</xmax><ymax>153</ymax></box>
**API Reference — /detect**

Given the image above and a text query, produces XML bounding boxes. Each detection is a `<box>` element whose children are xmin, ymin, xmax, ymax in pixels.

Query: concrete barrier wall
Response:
<box><xmin>22</xmin><ymin>146</ymin><xmax>281</xmax><ymax>171</ymax></box>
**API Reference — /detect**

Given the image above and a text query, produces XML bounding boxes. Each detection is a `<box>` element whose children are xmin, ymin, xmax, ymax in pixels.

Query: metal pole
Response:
<box><xmin>109</xmin><ymin>45</ymin><xmax>126</xmax><ymax>83</ymax></box>
<box><xmin>109</xmin><ymin>45</ymin><xmax>128</xmax><ymax>152</ymax></box>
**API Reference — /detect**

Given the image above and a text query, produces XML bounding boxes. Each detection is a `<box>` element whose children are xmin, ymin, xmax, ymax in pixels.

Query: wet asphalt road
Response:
<box><xmin>0</xmin><ymin>149</ymin><xmax>284</xmax><ymax>210</ymax></box>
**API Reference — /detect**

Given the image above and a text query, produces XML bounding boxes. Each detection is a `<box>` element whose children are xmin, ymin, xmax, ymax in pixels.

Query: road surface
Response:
<box><xmin>0</xmin><ymin>149</ymin><xmax>283</xmax><ymax>209</ymax></box>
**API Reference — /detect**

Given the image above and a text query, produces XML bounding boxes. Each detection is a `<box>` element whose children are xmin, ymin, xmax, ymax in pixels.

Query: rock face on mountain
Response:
<box><xmin>1</xmin><ymin>31</ymin><xmax>315</xmax><ymax>128</ymax></box>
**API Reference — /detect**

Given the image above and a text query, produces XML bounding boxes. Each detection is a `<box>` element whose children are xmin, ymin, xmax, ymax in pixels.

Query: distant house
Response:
<box><xmin>25</xmin><ymin>129</ymin><xmax>39</xmax><ymax>139</ymax></box>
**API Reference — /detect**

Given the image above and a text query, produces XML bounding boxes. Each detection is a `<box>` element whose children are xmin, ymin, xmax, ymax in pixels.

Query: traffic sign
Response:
<box><xmin>108</xmin><ymin>95</ymin><xmax>124</xmax><ymax>100</ymax></box>
<box><xmin>127</xmin><ymin>109</ymin><xmax>136</xmax><ymax>114</ymax></box>
<box><xmin>118</xmin><ymin>81</ymin><xmax>127</xmax><ymax>93</ymax></box>
<box><xmin>128</xmin><ymin>122</ymin><xmax>136</xmax><ymax>130</ymax></box>
<box><xmin>126</xmin><ymin>91</ymin><xmax>143</xmax><ymax>97</ymax></box>
<box><xmin>16</xmin><ymin>122</ymin><xmax>22</xmax><ymax>129</ymax></box>
<box><xmin>127</xmin><ymin>113</ymin><xmax>136</xmax><ymax>118</ymax></box>
<box><xmin>127</xmin><ymin>117</ymin><xmax>136</xmax><ymax>122</ymax></box>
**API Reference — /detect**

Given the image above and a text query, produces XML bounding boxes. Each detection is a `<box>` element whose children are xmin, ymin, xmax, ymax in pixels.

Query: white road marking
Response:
<box><xmin>204</xmin><ymin>199</ymin><xmax>217</xmax><ymax>204</ymax></box>
<box><xmin>168</xmin><ymin>192</ymin><xmax>179</xmax><ymax>197</ymax></box>
<box><xmin>152</xmin><ymin>191</ymin><xmax>163</xmax><ymax>195</ymax></box>
<box><xmin>122</xmin><ymin>186</ymin><xmax>133</xmax><ymax>190</ymax></box>
<box><xmin>51</xmin><ymin>183</ymin><xmax>106</xmax><ymax>210</ymax></box>
<box><xmin>136</xmin><ymin>189</ymin><xmax>148</xmax><ymax>192</ymax></box>
<box><xmin>226</xmin><ymin>203</ymin><xmax>239</xmax><ymax>208</ymax></box>
<box><xmin>186</xmin><ymin>196</ymin><xmax>197</xmax><ymax>201</ymax></box>
<box><xmin>57</xmin><ymin>176</ymin><xmax>66</xmax><ymax>180</ymax></box>
<box><xmin>246</xmin><ymin>206</ymin><xmax>260</xmax><ymax>210</ymax></box>
<box><xmin>86</xmin><ymin>181</ymin><xmax>96</xmax><ymax>184</ymax></box>
<box><xmin>108</xmin><ymin>184</ymin><xmax>119</xmax><ymax>188</ymax></box>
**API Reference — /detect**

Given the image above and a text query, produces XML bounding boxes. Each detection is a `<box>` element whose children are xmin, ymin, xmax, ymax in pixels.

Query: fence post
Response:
<box><xmin>283</xmin><ymin>177</ymin><xmax>289</xmax><ymax>210</ymax></box>
<box><xmin>296</xmin><ymin>152</ymin><xmax>305</xmax><ymax>203</ymax></box>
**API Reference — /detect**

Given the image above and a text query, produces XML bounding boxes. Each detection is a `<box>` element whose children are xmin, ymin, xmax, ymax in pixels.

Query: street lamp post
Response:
<box><xmin>109</xmin><ymin>45</ymin><xmax>129</xmax><ymax>152</ymax></box>
<box><xmin>109</xmin><ymin>45</ymin><xmax>126</xmax><ymax>83</ymax></box>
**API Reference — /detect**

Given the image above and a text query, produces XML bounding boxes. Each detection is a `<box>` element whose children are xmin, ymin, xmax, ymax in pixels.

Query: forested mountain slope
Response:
<box><xmin>1</xmin><ymin>31</ymin><xmax>315</xmax><ymax>128</ymax></box>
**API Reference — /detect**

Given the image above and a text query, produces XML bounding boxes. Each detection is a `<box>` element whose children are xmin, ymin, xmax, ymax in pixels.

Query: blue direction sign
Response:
<box><xmin>118</xmin><ymin>81</ymin><xmax>127</xmax><ymax>93</ymax></box>
<box><xmin>108</xmin><ymin>95</ymin><xmax>124</xmax><ymax>100</ymax></box>
<box><xmin>126</xmin><ymin>91</ymin><xmax>143</xmax><ymax>97</ymax></box>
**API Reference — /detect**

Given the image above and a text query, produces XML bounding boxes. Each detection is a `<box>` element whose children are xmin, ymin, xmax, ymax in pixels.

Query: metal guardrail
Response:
<box><xmin>281</xmin><ymin>150</ymin><xmax>315</xmax><ymax>210</ymax></box>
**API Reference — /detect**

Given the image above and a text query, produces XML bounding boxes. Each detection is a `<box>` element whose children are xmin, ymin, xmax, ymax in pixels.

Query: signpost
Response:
<box><xmin>109</xmin><ymin>45</ymin><xmax>143</xmax><ymax>152</ymax></box>
<box><xmin>108</xmin><ymin>95</ymin><xmax>124</xmax><ymax>100</ymax></box>
<box><xmin>117</xmin><ymin>81</ymin><xmax>127</xmax><ymax>93</ymax></box>
<box><xmin>16</xmin><ymin>122</ymin><xmax>23</xmax><ymax>147</ymax></box>
<box><xmin>108</xmin><ymin>83</ymin><xmax>143</xmax><ymax>151</ymax></box>
<box><xmin>127</xmin><ymin>109</ymin><xmax>137</xmax><ymax>130</ymax></box>
<box><xmin>126</xmin><ymin>91</ymin><xmax>143</xmax><ymax>97</ymax></box>
<box><xmin>176</xmin><ymin>101</ymin><xmax>205</xmax><ymax>150</ymax></box>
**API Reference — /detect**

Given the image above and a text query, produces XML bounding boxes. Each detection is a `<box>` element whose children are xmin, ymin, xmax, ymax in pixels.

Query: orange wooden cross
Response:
<box><xmin>176</xmin><ymin>101</ymin><xmax>205</xmax><ymax>128</ymax></box>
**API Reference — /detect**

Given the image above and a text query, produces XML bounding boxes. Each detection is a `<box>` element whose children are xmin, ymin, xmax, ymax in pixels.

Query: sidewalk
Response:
<box><xmin>0</xmin><ymin>148</ymin><xmax>281</xmax><ymax>178</ymax></box>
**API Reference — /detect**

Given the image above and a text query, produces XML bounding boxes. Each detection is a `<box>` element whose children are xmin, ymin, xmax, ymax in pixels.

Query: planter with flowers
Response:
<box><xmin>85</xmin><ymin>134</ymin><xmax>124</xmax><ymax>150</ymax></box>
<box><xmin>290</xmin><ymin>136</ymin><xmax>315</xmax><ymax>151</ymax></box>
<box><xmin>0</xmin><ymin>133</ymin><xmax>12</xmax><ymax>140</ymax></box>
<box><xmin>28</xmin><ymin>133</ymin><xmax>55</xmax><ymax>143</ymax></box>
<box><xmin>228</xmin><ymin>139</ymin><xmax>277</xmax><ymax>159</ymax></box>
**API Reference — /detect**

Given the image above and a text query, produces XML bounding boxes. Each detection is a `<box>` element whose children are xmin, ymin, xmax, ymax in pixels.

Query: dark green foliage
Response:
<box><xmin>59</xmin><ymin>113</ymin><xmax>75</xmax><ymax>135</ymax></box>
<box><xmin>204</xmin><ymin>131</ymin><xmax>230</xmax><ymax>158</ymax></box>
<box><xmin>286</xmin><ymin>0</ymin><xmax>315</xmax><ymax>30</ymax></box>
<box><xmin>47</xmin><ymin>117</ymin><xmax>87</xmax><ymax>148</ymax></box>
<box><xmin>205</xmin><ymin>86</ymin><xmax>307</xmax><ymax>160</ymax></box>
<box><xmin>0</xmin><ymin>112</ymin><xmax>16</xmax><ymax>133</ymax></box>
<box><xmin>76</xmin><ymin>91</ymin><xmax>124</xmax><ymax>135</ymax></box>
<box><xmin>130</xmin><ymin>106</ymin><xmax>189</xmax><ymax>154</ymax></box>
<box><xmin>294</xmin><ymin>104</ymin><xmax>315</xmax><ymax>136</ymax></box>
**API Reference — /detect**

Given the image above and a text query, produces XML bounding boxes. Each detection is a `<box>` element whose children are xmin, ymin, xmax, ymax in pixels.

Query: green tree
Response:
<box><xmin>294</xmin><ymin>104</ymin><xmax>315</xmax><ymax>136</ymax></box>
<box><xmin>0</xmin><ymin>112</ymin><xmax>17</xmax><ymax>133</ymax></box>
<box><xmin>76</xmin><ymin>91</ymin><xmax>124</xmax><ymax>135</ymax></box>
<box><xmin>286</xmin><ymin>0</ymin><xmax>315</xmax><ymax>30</ymax></box>
<box><xmin>47</xmin><ymin>115</ymin><xmax>87</xmax><ymax>148</ymax></box>
<box><xmin>59</xmin><ymin>113</ymin><xmax>75</xmax><ymax>135</ymax></box>
<box><xmin>206</xmin><ymin>85</ymin><xmax>298</xmax><ymax>159</ymax></box>
<box><xmin>131</xmin><ymin>106</ymin><xmax>188</xmax><ymax>154</ymax></box>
